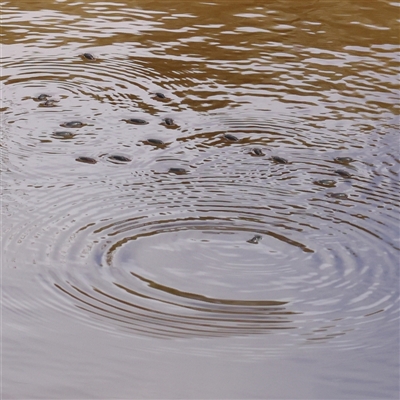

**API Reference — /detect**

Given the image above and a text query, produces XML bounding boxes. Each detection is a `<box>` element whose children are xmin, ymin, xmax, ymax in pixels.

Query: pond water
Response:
<box><xmin>2</xmin><ymin>0</ymin><xmax>399</xmax><ymax>398</ymax></box>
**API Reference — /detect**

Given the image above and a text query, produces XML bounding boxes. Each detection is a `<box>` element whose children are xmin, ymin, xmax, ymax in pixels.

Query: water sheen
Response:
<box><xmin>2</xmin><ymin>1</ymin><xmax>399</xmax><ymax>399</ymax></box>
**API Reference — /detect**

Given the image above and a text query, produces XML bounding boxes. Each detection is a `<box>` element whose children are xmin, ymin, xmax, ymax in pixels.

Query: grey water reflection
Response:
<box><xmin>2</xmin><ymin>0</ymin><xmax>399</xmax><ymax>399</ymax></box>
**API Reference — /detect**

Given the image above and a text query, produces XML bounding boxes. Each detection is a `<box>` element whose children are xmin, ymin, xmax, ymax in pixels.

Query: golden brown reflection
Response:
<box><xmin>4</xmin><ymin>0</ymin><xmax>398</xmax><ymax>46</ymax></box>
<box><xmin>3</xmin><ymin>0</ymin><xmax>398</xmax><ymax>108</ymax></box>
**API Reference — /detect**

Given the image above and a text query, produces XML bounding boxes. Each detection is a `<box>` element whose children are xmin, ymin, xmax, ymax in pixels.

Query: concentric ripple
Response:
<box><xmin>3</xmin><ymin>134</ymin><xmax>398</xmax><ymax>342</ymax></box>
<box><xmin>2</xmin><ymin>0</ymin><xmax>399</xmax><ymax>347</ymax></box>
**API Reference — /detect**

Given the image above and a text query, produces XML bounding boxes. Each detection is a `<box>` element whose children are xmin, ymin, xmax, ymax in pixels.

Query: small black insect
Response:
<box><xmin>164</xmin><ymin>118</ymin><xmax>174</xmax><ymax>126</ymax></box>
<box><xmin>52</xmin><ymin>131</ymin><xmax>75</xmax><ymax>139</ymax></box>
<box><xmin>328</xmin><ymin>192</ymin><xmax>348</xmax><ymax>199</ymax></box>
<box><xmin>247</xmin><ymin>235</ymin><xmax>262</xmax><ymax>244</ymax></box>
<box><xmin>76</xmin><ymin>156</ymin><xmax>97</xmax><ymax>164</ymax></box>
<box><xmin>334</xmin><ymin>157</ymin><xmax>354</xmax><ymax>164</ymax></box>
<box><xmin>108</xmin><ymin>155</ymin><xmax>131</xmax><ymax>162</ymax></box>
<box><xmin>36</xmin><ymin>94</ymin><xmax>51</xmax><ymax>101</ymax></box>
<box><xmin>61</xmin><ymin>121</ymin><xmax>84</xmax><ymax>128</ymax></box>
<box><xmin>125</xmin><ymin>118</ymin><xmax>148</xmax><ymax>125</ymax></box>
<box><xmin>147</xmin><ymin>138</ymin><xmax>165</xmax><ymax>145</ymax></box>
<box><xmin>335</xmin><ymin>169</ymin><xmax>351</xmax><ymax>178</ymax></box>
<box><xmin>314</xmin><ymin>179</ymin><xmax>336</xmax><ymax>187</ymax></box>
<box><xmin>271</xmin><ymin>156</ymin><xmax>288</xmax><ymax>164</ymax></box>
<box><xmin>83</xmin><ymin>53</ymin><xmax>95</xmax><ymax>60</ymax></box>
<box><xmin>223</xmin><ymin>134</ymin><xmax>239</xmax><ymax>142</ymax></box>
<box><xmin>251</xmin><ymin>148</ymin><xmax>264</xmax><ymax>156</ymax></box>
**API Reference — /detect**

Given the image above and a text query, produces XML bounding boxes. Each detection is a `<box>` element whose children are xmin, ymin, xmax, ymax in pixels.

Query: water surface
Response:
<box><xmin>2</xmin><ymin>0</ymin><xmax>399</xmax><ymax>398</ymax></box>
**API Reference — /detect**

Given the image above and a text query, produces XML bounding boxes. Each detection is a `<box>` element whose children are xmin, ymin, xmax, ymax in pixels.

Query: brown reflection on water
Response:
<box><xmin>2</xmin><ymin>0</ymin><xmax>398</xmax><ymax>119</ymax></box>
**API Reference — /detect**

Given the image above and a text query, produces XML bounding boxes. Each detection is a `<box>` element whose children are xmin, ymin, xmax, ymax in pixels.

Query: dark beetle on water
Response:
<box><xmin>52</xmin><ymin>131</ymin><xmax>75</xmax><ymax>139</ymax></box>
<box><xmin>146</xmin><ymin>138</ymin><xmax>165</xmax><ymax>145</ymax></box>
<box><xmin>76</xmin><ymin>156</ymin><xmax>97</xmax><ymax>164</ymax></box>
<box><xmin>314</xmin><ymin>179</ymin><xmax>336</xmax><ymax>187</ymax></box>
<box><xmin>271</xmin><ymin>156</ymin><xmax>288</xmax><ymax>164</ymax></box>
<box><xmin>83</xmin><ymin>53</ymin><xmax>95</xmax><ymax>60</ymax></box>
<box><xmin>335</xmin><ymin>169</ymin><xmax>351</xmax><ymax>178</ymax></box>
<box><xmin>223</xmin><ymin>133</ymin><xmax>239</xmax><ymax>142</ymax></box>
<box><xmin>334</xmin><ymin>157</ymin><xmax>354</xmax><ymax>164</ymax></box>
<box><xmin>108</xmin><ymin>155</ymin><xmax>131</xmax><ymax>162</ymax></box>
<box><xmin>164</xmin><ymin>118</ymin><xmax>174</xmax><ymax>126</ymax></box>
<box><xmin>251</xmin><ymin>148</ymin><xmax>264</xmax><ymax>156</ymax></box>
<box><xmin>61</xmin><ymin>121</ymin><xmax>85</xmax><ymax>128</ymax></box>
<box><xmin>125</xmin><ymin>118</ymin><xmax>148</xmax><ymax>125</ymax></box>
<box><xmin>247</xmin><ymin>235</ymin><xmax>262</xmax><ymax>244</ymax></box>
<box><xmin>36</xmin><ymin>94</ymin><xmax>51</xmax><ymax>101</ymax></box>
<box><xmin>328</xmin><ymin>192</ymin><xmax>348</xmax><ymax>199</ymax></box>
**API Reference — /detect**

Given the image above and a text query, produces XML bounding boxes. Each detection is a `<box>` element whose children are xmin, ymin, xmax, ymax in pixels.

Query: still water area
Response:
<box><xmin>1</xmin><ymin>0</ymin><xmax>399</xmax><ymax>398</ymax></box>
